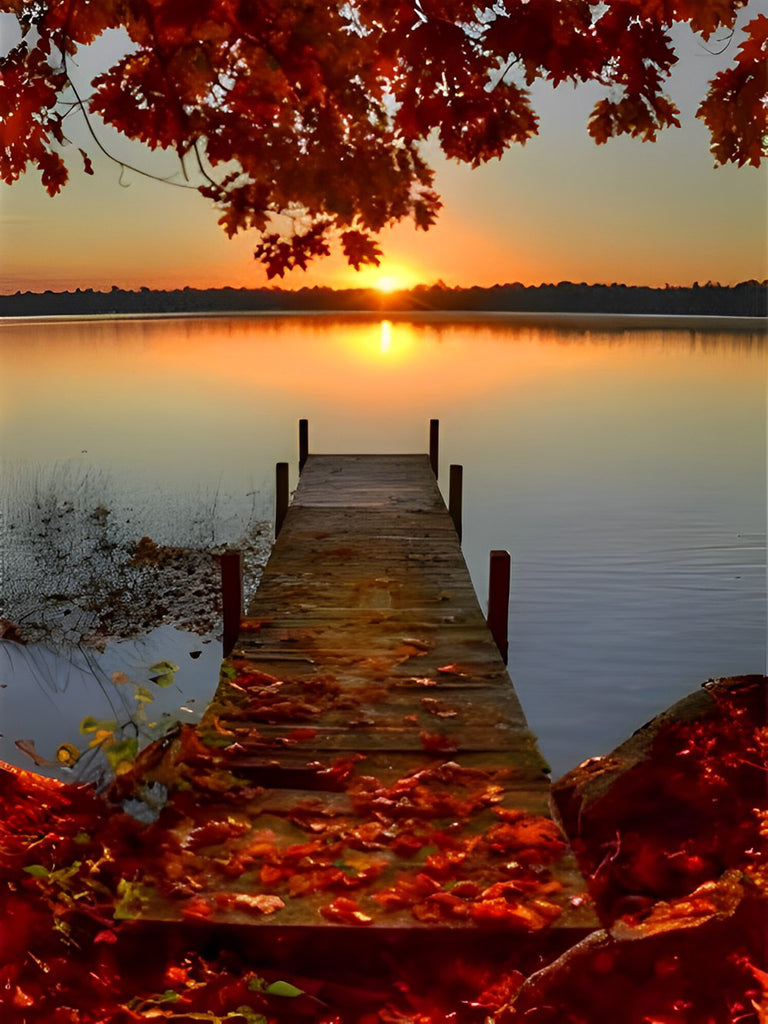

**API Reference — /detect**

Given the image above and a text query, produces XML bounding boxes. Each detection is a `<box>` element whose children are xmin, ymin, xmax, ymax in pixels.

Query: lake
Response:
<box><xmin>0</xmin><ymin>313</ymin><xmax>765</xmax><ymax>779</ymax></box>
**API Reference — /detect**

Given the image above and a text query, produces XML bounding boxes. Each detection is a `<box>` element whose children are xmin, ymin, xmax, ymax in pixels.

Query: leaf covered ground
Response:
<box><xmin>1</xmin><ymin>674</ymin><xmax>765</xmax><ymax>1022</ymax></box>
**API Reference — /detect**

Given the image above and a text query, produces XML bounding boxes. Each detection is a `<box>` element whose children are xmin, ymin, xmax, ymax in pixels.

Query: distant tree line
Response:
<box><xmin>1</xmin><ymin>281</ymin><xmax>765</xmax><ymax>319</ymax></box>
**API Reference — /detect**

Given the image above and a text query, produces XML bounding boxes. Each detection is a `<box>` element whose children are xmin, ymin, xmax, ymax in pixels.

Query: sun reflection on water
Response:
<box><xmin>342</xmin><ymin>318</ymin><xmax>417</xmax><ymax>366</ymax></box>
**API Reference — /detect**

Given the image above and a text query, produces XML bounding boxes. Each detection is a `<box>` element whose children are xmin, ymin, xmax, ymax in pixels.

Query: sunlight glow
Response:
<box><xmin>347</xmin><ymin>263</ymin><xmax>421</xmax><ymax>293</ymax></box>
<box><xmin>342</xmin><ymin>320</ymin><xmax>418</xmax><ymax>367</ymax></box>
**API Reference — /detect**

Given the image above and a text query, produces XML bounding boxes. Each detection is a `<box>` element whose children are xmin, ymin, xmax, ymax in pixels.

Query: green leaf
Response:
<box><xmin>264</xmin><ymin>981</ymin><xmax>304</xmax><ymax>998</ymax></box>
<box><xmin>333</xmin><ymin>860</ymin><xmax>358</xmax><ymax>876</ymax></box>
<box><xmin>79</xmin><ymin>716</ymin><xmax>118</xmax><ymax>735</ymax></box>
<box><xmin>220</xmin><ymin>662</ymin><xmax>237</xmax><ymax>681</ymax></box>
<box><xmin>27</xmin><ymin>861</ymin><xmax>82</xmax><ymax>892</ymax></box>
<box><xmin>23</xmin><ymin>864</ymin><xmax>50</xmax><ymax>878</ymax></box>
<box><xmin>149</xmin><ymin>660</ymin><xmax>178</xmax><ymax>674</ymax></box>
<box><xmin>135</xmin><ymin>685</ymin><xmax>155</xmax><ymax>704</ymax></box>
<box><xmin>104</xmin><ymin>736</ymin><xmax>139</xmax><ymax>771</ymax></box>
<box><xmin>168</xmin><ymin>1016</ymin><xmax>228</xmax><ymax>1022</ymax></box>
<box><xmin>52</xmin><ymin>916</ymin><xmax>72</xmax><ymax>939</ymax></box>
<box><xmin>59</xmin><ymin>861</ymin><xmax>81</xmax><ymax>877</ymax></box>
<box><xmin>114</xmin><ymin>878</ymin><xmax>154</xmax><ymax>920</ymax></box>
<box><xmin>148</xmin><ymin>663</ymin><xmax>178</xmax><ymax>688</ymax></box>
<box><xmin>198</xmin><ymin>731</ymin><xmax>236</xmax><ymax>749</ymax></box>
<box><xmin>149</xmin><ymin>660</ymin><xmax>178</xmax><ymax>688</ymax></box>
<box><xmin>230</xmin><ymin>1008</ymin><xmax>268</xmax><ymax>1024</ymax></box>
<box><xmin>155</xmin><ymin>990</ymin><xmax>181</xmax><ymax>1004</ymax></box>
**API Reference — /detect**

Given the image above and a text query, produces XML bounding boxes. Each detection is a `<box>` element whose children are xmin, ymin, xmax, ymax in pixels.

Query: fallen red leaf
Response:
<box><xmin>181</xmin><ymin>896</ymin><xmax>215</xmax><ymax>919</ymax></box>
<box><xmin>319</xmin><ymin>896</ymin><xmax>374</xmax><ymax>925</ymax></box>
<box><xmin>419</xmin><ymin>731</ymin><xmax>459</xmax><ymax>754</ymax></box>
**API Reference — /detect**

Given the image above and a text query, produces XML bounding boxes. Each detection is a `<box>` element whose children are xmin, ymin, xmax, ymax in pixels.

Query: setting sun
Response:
<box><xmin>346</xmin><ymin>262</ymin><xmax>421</xmax><ymax>293</ymax></box>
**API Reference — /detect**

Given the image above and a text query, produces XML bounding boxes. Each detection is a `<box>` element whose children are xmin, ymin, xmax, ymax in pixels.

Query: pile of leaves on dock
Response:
<box><xmin>1</xmin><ymin>675</ymin><xmax>765</xmax><ymax>1022</ymax></box>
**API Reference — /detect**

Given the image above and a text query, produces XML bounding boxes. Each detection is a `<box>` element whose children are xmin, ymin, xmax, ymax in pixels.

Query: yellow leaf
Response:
<box><xmin>56</xmin><ymin>742</ymin><xmax>81</xmax><ymax>766</ymax></box>
<box><xmin>89</xmin><ymin>729</ymin><xmax>115</xmax><ymax>748</ymax></box>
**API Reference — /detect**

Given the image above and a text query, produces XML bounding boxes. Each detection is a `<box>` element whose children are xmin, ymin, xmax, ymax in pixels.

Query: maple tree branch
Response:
<box><xmin>698</xmin><ymin>28</ymin><xmax>737</xmax><ymax>55</ymax></box>
<box><xmin>191</xmin><ymin>140</ymin><xmax>225</xmax><ymax>191</ymax></box>
<box><xmin>61</xmin><ymin>54</ymin><xmax>200</xmax><ymax>191</ymax></box>
<box><xmin>490</xmin><ymin>54</ymin><xmax>522</xmax><ymax>91</ymax></box>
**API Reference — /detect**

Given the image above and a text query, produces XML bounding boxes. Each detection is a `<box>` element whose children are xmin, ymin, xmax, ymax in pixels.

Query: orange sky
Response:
<box><xmin>0</xmin><ymin>10</ymin><xmax>766</xmax><ymax>294</ymax></box>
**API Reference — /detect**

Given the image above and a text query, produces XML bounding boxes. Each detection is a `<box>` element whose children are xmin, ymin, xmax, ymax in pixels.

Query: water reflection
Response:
<box><xmin>379</xmin><ymin>319</ymin><xmax>392</xmax><ymax>355</ymax></box>
<box><xmin>0</xmin><ymin>314</ymin><xmax>765</xmax><ymax>776</ymax></box>
<box><xmin>0</xmin><ymin>626</ymin><xmax>221</xmax><ymax>783</ymax></box>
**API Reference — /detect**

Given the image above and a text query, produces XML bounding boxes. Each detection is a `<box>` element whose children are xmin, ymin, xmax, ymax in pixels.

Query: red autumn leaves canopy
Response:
<box><xmin>0</xmin><ymin>0</ymin><xmax>765</xmax><ymax>276</ymax></box>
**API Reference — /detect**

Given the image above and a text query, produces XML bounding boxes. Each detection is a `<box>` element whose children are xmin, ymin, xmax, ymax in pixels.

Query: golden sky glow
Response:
<box><xmin>350</xmin><ymin>264</ymin><xmax>423</xmax><ymax>293</ymax></box>
<box><xmin>0</xmin><ymin>12</ymin><xmax>766</xmax><ymax>293</ymax></box>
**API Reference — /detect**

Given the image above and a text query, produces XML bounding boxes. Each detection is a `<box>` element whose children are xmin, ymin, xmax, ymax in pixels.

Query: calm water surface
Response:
<box><xmin>1</xmin><ymin>314</ymin><xmax>765</xmax><ymax>777</ymax></box>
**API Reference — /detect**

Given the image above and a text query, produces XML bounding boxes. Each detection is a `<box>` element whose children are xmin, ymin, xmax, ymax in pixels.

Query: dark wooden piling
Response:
<box><xmin>487</xmin><ymin>549</ymin><xmax>511</xmax><ymax>664</ymax></box>
<box><xmin>299</xmin><ymin>419</ymin><xmax>309</xmax><ymax>472</ymax></box>
<box><xmin>429</xmin><ymin>419</ymin><xmax>439</xmax><ymax>478</ymax></box>
<box><xmin>448</xmin><ymin>464</ymin><xmax>463</xmax><ymax>541</ymax></box>
<box><xmin>275</xmin><ymin>462</ymin><xmax>289</xmax><ymax>537</ymax></box>
<box><xmin>219</xmin><ymin>550</ymin><xmax>242</xmax><ymax>657</ymax></box>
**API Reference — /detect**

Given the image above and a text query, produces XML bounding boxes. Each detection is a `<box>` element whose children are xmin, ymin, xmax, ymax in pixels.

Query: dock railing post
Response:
<box><xmin>220</xmin><ymin>550</ymin><xmax>242</xmax><ymax>657</ymax></box>
<box><xmin>449</xmin><ymin>464</ymin><xmax>463</xmax><ymax>541</ymax></box>
<box><xmin>275</xmin><ymin>462</ymin><xmax>289</xmax><ymax>537</ymax></box>
<box><xmin>487</xmin><ymin>550</ymin><xmax>511</xmax><ymax>664</ymax></box>
<box><xmin>299</xmin><ymin>419</ymin><xmax>309</xmax><ymax>473</ymax></box>
<box><xmin>429</xmin><ymin>419</ymin><xmax>439</xmax><ymax>478</ymax></box>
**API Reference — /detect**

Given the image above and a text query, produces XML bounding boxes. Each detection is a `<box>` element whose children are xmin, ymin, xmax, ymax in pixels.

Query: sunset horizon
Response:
<box><xmin>2</xmin><ymin>277</ymin><xmax>767</xmax><ymax>297</ymax></box>
<box><xmin>2</xmin><ymin>8</ymin><xmax>766</xmax><ymax>298</ymax></box>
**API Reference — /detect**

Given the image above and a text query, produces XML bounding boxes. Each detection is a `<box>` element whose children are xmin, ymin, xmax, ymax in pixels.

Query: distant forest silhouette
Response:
<box><xmin>1</xmin><ymin>281</ymin><xmax>765</xmax><ymax>319</ymax></box>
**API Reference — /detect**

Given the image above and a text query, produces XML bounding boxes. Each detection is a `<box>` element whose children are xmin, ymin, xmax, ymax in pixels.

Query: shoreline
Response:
<box><xmin>1</xmin><ymin>281</ymin><xmax>765</xmax><ymax>325</ymax></box>
<box><xmin>1</xmin><ymin>309</ymin><xmax>766</xmax><ymax>332</ymax></box>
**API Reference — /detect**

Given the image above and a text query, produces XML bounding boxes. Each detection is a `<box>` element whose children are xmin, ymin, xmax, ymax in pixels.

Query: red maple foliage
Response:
<box><xmin>1</xmin><ymin>677</ymin><xmax>766</xmax><ymax>1021</ymax></box>
<box><xmin>1</xmin><ymin>0</ymin><xmax>764</xmax><ymax>276</ymax></box>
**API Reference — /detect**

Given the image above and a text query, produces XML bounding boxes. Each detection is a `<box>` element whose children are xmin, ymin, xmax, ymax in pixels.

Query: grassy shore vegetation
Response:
<box><xmin>1</xmin><ymin>462</ymin><xmax>270</xmax><ymax>649</ymax></box>
<box><xmin>0</xmin><ymin>462</ymin><xmax>271</xmax><ymax>784</ymax></box>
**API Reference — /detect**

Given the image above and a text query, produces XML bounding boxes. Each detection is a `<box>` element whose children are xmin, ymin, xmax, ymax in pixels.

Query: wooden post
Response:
<box><xmin>299</xmin><ymin>419</ymin><xmax>309</xmax><ymax>473</ymax></box>
<box><xmin>220</xmin><ymin>550</ymin><xmax>242</xmax><ymax>657</ymax></box>
<box><xmin>275</xmin><ymin>462</ymin><xmax>289</xmax><ymax>537</ymax></box>
<box><xmin>429</xmin><ymin>419</ymin><xmax>439</xmax><ymax>478</ymax></box>
<box><xmin>487</xmin><ymin>550</ymin><xmax>511</xmax><ymax>664</ymax></box>
<box><xmin>449</xmin><ymin>464</ymin><xmax>463</xmax><ymax>541</ymax></box>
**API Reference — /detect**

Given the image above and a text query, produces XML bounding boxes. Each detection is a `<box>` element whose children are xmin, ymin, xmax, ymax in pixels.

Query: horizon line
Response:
<box><xmin>2</xmin><ymin>279</ymin><xmax>767</xmax><ymax>298</ymax></box>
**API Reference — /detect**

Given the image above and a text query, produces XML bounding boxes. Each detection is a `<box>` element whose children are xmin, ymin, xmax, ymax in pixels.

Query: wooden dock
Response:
<box><xmin>219</xmin><ymin>455</ymin><xmax>540</xmax><ymax>769</ymax></box>
<box><xmin>124</xmin><ymin>450</ymin><xmax>595</xmax><ymax>943</ymax></box>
